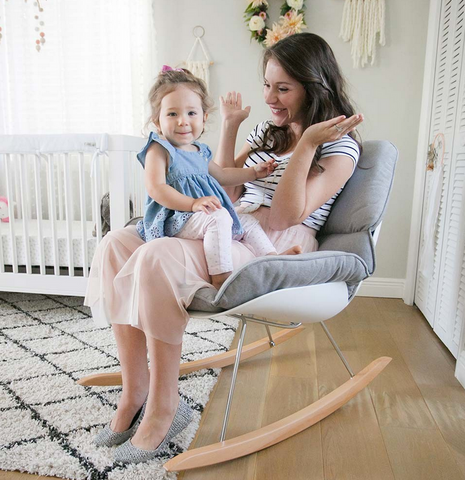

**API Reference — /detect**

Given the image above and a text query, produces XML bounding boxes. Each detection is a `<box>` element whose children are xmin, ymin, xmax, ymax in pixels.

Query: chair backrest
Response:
<box><xmin>317</xmin><ymin>140</ymin><xmax>398</xmax><ymax>275</ymax></box>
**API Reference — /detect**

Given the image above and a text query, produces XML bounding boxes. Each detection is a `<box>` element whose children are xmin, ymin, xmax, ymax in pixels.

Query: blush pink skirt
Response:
<box><xmin>84</xmin><ymin>207</ymin><xmax>318</xmax><ymax>345</ymax></box>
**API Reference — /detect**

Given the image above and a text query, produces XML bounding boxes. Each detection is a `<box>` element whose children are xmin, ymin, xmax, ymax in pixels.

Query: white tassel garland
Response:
<box><xmin>340</xmin><ymin>0</ymin><xmax>386</xmax><ymax>68</ymax></box>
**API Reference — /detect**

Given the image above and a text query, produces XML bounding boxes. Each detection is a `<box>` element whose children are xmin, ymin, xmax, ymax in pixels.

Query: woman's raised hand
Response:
<box><xmin>192</xmin><ymin>196</ymin><xmax>222</xmax><ymax>215</ymax></box>
<box><xmin>254</xmin><ymin>159</ymin><xmax>278</xmax><ymax>179</ymax></box>
<box><xmin>302</xmin><ymin>114</ymin><xmax>364</xmax><ymax>148</ymax></box>
<box><xmin>220</xmin><ymin>92</ymin><xmax>251</xmax><ymax>125</ymax></box>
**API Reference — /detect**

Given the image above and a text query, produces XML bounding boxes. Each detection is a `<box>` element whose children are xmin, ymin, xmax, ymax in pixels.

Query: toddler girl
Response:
<box><xmin>136</xmin><ymin>67</ymin><xmax>299</xmax><ymax>289</ymax></box>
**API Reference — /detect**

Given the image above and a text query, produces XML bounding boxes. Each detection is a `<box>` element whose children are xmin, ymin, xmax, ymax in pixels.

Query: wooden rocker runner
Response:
<box><xmin>78</xmin><ymin>140</ymin><xmax>398</xmax><ymax>471</ymax></box>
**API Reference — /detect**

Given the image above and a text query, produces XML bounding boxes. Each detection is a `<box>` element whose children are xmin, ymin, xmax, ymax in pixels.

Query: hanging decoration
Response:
<box><xmin>418</xmin><ymin>133</ymin><xmax>445</xmax><ymax>278</ymax></box>
<box><xmin>339</xmin><ymin>0</ymin><xmax>385</xmax><ymax>68</ymax></box>
<box><xmin>244</xmin><ymin>0</ymin><xmax>307</xmax><ymax>48</ymax></box>
<box><xmin>184</xmin><ymin>26</ymin><xmax>214</xmax><ymax>89</ymax></box>
<box><xmin>0</xmin><ymin>0</ymin><xmax>46</xmax><ymax>52</ymax></box>
<box><xmin>34</xmin><ymin>0</ymin><xmax>46</xmax><ymax>52</ymax></box>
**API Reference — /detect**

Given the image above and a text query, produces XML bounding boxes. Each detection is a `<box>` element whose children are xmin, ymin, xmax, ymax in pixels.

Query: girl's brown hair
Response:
<box><xmin>145</xmin><ymin>68</ymin><xmax>214</xmax><ymax>134</ymax></box>
<box><xmin>258</xmin><ymin>33</ymin><xmax>362</xmax><ymax>170</ymax></box>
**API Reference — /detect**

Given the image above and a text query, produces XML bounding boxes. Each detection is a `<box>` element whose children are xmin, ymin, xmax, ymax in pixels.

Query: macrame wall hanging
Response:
<box><xmin>184</xmin><ymin>26</ymin><xmax>214</xmax><ymax>89</ymax></box>
<box><xmin>339</xmin><ymin>0</ymin><xmax>386</xmax><ymax>68</ymax></box>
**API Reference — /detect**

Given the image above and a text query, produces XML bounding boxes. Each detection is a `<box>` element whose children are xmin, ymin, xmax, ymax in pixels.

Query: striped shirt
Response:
<box><xmin>241</xmin><ymin>121</ymin><xmax>360</xmax><ymax>231</ymax></box>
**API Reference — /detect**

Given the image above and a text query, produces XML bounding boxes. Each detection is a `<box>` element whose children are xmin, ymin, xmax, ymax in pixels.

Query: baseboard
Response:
<box><xmin>356</xmin><ymin>277</ymin><xmax>405</xmax><ymax>298</ymax></box>
<box><xmin>455</xmin><ymin>352</ymin><xmax>465</xmax><ymax>389</ymax></box>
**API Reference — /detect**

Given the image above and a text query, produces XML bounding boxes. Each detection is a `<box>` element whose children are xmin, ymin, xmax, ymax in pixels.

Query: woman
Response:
<box><xmin>84</xmin><ymin>32</ymin><xmax>363</xmax><ymax>463</ymax></box>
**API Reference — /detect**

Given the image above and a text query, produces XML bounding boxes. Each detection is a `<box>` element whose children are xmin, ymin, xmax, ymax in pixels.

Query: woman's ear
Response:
<box><xmin>204</xmin><ymin>112</ymin><xmax>209</xmax><ymax>123</ymax></box>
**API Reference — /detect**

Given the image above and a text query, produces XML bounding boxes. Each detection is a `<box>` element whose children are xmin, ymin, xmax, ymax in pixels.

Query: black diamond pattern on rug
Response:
<box><xmin>0</xmin><ymin>293</ymin><xmax>238</xmax><ymax>479</ymax></box>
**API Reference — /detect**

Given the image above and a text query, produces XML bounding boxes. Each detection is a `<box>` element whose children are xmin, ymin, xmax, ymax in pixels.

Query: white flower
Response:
<box><xmin>249</xmin><ymin>15</ymin><xmax>266</xmax><ymax>32</ymax></box>
<box><xmin>287</xmin><ymin>0</ymin><xmax>304</xmax><ymax>10</ymax></box>
<box><xmin>251</xmin><ymin>0</ymin><xmax>268</xmax><ymax>6</ymax></box>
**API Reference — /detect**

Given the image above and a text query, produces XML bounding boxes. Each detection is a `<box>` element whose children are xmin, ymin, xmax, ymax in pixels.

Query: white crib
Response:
<box><xmin>0</xmin><ymin>134</ymin><xmax>146</xmax><ymax>296</ymax></box>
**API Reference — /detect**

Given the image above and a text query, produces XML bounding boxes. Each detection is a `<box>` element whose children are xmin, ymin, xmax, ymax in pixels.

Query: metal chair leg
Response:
<box><xmin>265</xmin><ymin>325</ymin><xmax>275</xmax><ymax>347</ymax></box>
<box><xmin>320</xmin><ymin>321</ymin><xmax>355</xmax><ymax>378</ymax></box>
<box><xmin>220</xmin><ymin>317</ymin><xmax>248</xmax><ymax>441</ymax></box>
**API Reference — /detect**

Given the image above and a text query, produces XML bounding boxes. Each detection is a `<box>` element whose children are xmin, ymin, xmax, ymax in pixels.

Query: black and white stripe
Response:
<box><xmin>242</xmin><ymin>121</ymin><xmax>360</xmax><ymax>231</ymax></box>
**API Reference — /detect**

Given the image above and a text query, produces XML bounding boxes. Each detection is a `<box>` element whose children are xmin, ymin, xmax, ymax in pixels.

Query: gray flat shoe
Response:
<box><xmin>94</xmin><ymin>401</ymin><xmax>146</xmax><ymax>448</ymax></box>
<box><xmin>114</xmin><ymin>398</ymin><xmax>193</xmax><ymax>464</ymax></box>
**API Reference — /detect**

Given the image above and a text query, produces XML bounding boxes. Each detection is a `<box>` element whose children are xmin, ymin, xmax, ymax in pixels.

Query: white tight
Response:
<box><xmin>175</xmin><ymin>208</ymin><xmax>276</xmax><ymax>275</ymax></box>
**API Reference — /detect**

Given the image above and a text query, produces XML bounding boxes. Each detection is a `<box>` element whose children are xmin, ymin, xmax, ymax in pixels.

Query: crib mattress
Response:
<box><xmin>1</xmin><ymin>220</ymin><xmax>98</xmax><ymax>268</ymax></box>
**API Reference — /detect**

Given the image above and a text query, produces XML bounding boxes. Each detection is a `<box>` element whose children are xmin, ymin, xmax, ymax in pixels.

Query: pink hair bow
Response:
<box><xmin>161</xmin><ymin>65</ymin><xmax>184</xmax><ymax>73</ymax></box>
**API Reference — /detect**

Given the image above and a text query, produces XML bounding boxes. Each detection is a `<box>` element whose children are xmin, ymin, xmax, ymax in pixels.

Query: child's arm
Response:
<box><xmin>145</xmin><ymin>143</ymin><xmax>221</xmax><ymax>213</ymax></box>
<box><xmin>208</xmin><ymin>159</ymin><xmax>277</xmax><ymax>187</ymax></box>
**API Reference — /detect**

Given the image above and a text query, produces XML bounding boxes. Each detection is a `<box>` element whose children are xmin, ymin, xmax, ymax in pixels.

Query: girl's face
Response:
<box><xmin>263</xmin><ymin>57</ymin><xmax>307</xmax><ymax>129</ymax></box>
<box><xmin>157</xmin><ymin>85</ymin><xmax>207</xmax><ymax>150</ymax></box>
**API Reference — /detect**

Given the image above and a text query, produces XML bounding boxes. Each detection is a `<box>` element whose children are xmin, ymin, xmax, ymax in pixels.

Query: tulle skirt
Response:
<box><xmin>84</xmin><ymin>207</ymin><xmax>318</xmax><ymax>345</ymax></box>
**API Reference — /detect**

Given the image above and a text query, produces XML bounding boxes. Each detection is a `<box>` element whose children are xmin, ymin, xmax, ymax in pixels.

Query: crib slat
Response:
<box><xmin>57</xmin><ymin>158</ymin><xmax>64</xmax><ymax>221</ymax></box>
<box><xmin>93</xmin><ymin>154</ymin><xmax>103</xmax><ymax>244</ymax></box>
<box><xmin>13</xmin><ymin>157</ymin><xmax>22</xmax><ymax>221</ymax></box>
<box><xmin>19</xmin><ymin>155</ymin><xmax>32</xmax><ymax>274</ymax></box>
<box><xmin>0</xmin><ymin>156</ymin><xmax>4</xmax><ymax>274</ymax></box>
<box><xmin>5</xmin><ymin>155</ymin><xmax>18</xmax><ymax>273</ymax></box>
<box><xmin>63</xmin><ymin>154</ymin><xmax>75</xmax><ymax>276</ymax></box>
<box><xmin>78</xmin><ymin>154</ymin><xmax>89</xmax><ymax>277</ymax></box>
<box><xmin>0</xmin><ymin>220</ymin><xmax>4</xmax><ymax>274</ymax></box>
<box><xmin>33</xmin><ymin>155</ymin><xmax>46</xmax><ymax>275</ymax></box>
<box><xmin>47</xmin><ymin>154</ymin><xmax>60</xmax><ymax>276</ymax></box>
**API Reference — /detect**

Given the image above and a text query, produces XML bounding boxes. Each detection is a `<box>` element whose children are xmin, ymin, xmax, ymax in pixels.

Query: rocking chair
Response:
<box><xmin>78</xmin><ymin>140</ymin><xmax>398</xmax><ymax>472</ymax></box>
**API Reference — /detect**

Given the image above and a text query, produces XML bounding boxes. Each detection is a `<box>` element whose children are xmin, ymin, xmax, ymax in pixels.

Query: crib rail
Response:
<box><xmin>0</xmin><ymin>134</ymin><xmax>146</xmax><ymax>296</ymax></box>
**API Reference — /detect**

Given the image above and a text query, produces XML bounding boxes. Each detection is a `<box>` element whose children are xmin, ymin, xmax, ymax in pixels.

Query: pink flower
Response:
<box><xmin>259</xmin><ymin>11</ymin><xmax>267</xmax><ymax>19</ymax></box>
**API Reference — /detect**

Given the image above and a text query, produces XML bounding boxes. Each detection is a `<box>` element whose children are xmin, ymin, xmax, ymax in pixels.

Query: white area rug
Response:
<box><xmin>0</xmin><ymin>292</ymin><xmax>239</xmax><ymax>479</ymax></box>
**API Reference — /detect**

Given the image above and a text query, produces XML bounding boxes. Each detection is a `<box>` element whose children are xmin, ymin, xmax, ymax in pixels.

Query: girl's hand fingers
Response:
<box><xmin>237</xmin><ymin>92</ymin><xmax>242</xmax><ymax>108</ymax></box>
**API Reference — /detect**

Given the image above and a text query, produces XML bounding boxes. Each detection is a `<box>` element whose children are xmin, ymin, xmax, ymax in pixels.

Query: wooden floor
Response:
<box><xmin>3</xmin><ymin>298</ymin><xmax>465</xmax><ymax>480</ymax></box>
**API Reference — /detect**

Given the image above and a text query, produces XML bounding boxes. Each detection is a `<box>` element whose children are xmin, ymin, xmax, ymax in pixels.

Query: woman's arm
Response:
<box><xmin>269</xmin><ymin>114</ymin><xmax>363</xmax><ymax>230</ymax></box>
<box><xmin>213</xmin><ymin>92</ymin><xmax>253</xmax><ymax>201</ymax></box>
<box><xmin>145</xmin><ymin>143</ymin><xmax>221</xmax><ymax>213</ymax></box>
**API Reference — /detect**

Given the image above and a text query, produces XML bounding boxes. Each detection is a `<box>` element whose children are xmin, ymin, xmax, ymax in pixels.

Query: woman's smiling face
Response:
<box><xmin>263</xmin><ymin>57</ymin><xmax>307</xmax><ymax>128</ymax></box>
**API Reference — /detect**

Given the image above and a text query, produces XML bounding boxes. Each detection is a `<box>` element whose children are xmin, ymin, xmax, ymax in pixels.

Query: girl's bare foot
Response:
<box><xmin>211</xmin><ymin>271</ymin><xmax>232</xmax><ymax>290</ymax></box>
<box><xmin>281</xmin><ymin>245</ymin><xmax>303</xmax><ymax>255</ymax></box>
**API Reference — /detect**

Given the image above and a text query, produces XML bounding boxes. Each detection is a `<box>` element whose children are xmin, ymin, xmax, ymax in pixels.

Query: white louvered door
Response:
<box><xmin>415</xmin><ymin>0</ymin><xmax>462</xmax><ymax>327</ymax></box>
<box><xmin>415</xmin><ymin>0</ymin><xmax>465</xmax><ymax>359</ymax></box>
<box><xmin>434</xmin><ymin>19</ymin><xmax>465</xmax><ymax>356</ymax></box>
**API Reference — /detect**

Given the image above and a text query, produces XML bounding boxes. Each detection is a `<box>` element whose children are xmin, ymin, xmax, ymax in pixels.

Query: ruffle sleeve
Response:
<box><xmin>196</xmin><ymin>142</ymin><xmax>212</xmax><ymax>163</ymax></box>
<box><xmin>136</xmin><ymin>132</ymin><xmax>176</xmax><ymax>169</ymax></box>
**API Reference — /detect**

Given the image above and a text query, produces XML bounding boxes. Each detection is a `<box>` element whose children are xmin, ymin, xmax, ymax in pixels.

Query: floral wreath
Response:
<box><xmin>244</xmin><ymin>0</ymin><xmax>307</xmax><ymax>48</ymax></box>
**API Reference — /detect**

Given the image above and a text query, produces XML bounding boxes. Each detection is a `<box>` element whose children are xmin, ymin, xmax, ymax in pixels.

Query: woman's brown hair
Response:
<box><xmin>258</xmin><ymin>33</ymin><xmax>361</xmax><ymax>169</ymax></box>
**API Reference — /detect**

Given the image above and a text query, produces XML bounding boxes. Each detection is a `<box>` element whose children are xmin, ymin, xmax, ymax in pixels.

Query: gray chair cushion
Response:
<box><xmin>190</xmin><ymin>140</ymin><xmax>398</xmax><ymax>313</ymax></box>
<box><xmin>318</xmin><ymin>140</ymin><xmax>398</xmax><ymax>274</ymax></box>
<box><xmin>189</xmin><ymin>251</ymin><xmax>370</xmax><ymax>312</ymax></box>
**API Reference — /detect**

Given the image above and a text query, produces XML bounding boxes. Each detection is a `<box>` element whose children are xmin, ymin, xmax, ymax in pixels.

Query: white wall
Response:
<box><xmin>152</xmin><ymin>0</ymin><xmax>429</xmax><ymax>282</ymax></box>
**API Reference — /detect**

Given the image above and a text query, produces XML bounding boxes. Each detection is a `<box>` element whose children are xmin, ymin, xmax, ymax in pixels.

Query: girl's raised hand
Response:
<box><xmin>302</xmin><ymin>114</ymin><xmax>364</xmax><ymax>148</ymax></box>
<box><xmin>254</xmin><ymin>159</ymin><xmax>278</xmax><ymax>179</ymax></box>
<box><xmin>220</xmin><ymin>91</ymin><xmax>251</xmax><ymax>125</ymax></box>
<box><xmin>192</xmin><ymin>196</ymin><xmax>222</xmax><ymax>215</ymax></box>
